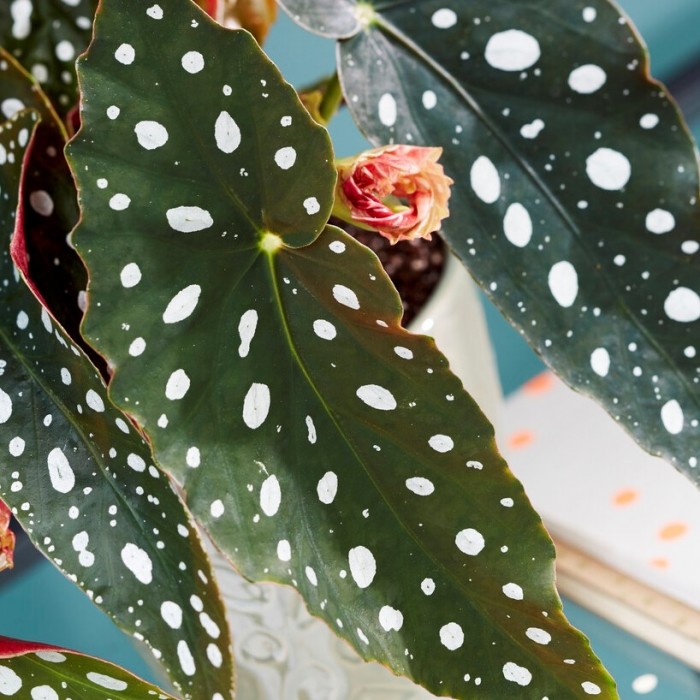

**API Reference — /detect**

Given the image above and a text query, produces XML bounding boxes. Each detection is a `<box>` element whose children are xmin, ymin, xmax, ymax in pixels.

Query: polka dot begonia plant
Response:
<box><xmin>0</xmin><ymin>0</ymin><xmax>695</xmax><ymax>698</ymax></box>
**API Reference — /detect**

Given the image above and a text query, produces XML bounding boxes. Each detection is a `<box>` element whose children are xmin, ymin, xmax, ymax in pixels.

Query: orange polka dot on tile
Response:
<box><xmin>650</xmin><ymin>558</ymin><xmax>669</xmax><ymax>570</ymax></box>
<box><xmin>612</xmin><ymin>489</ymin><xmax>639</xmax><ymax>506</ymax></box>
<box><xmin>523</xmin><ymin>372</ymin><xmax>554</xmax><ymax>395</ymax></box>
<box><xmin>508</xmin><ymin>430</ymin><xmax>534</xmax><ymax>450</ymax></box>
<box><xmin>658</xmin><ymin>523</ymin><xmax>688</xmax><ymax>541</ymax></box>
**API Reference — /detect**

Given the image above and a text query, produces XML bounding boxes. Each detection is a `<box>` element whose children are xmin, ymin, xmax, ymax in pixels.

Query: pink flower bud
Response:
<box><xmin>333</xmin><ymin>145</ymin><xmax>453</xmax><ymax>244</ymax></box>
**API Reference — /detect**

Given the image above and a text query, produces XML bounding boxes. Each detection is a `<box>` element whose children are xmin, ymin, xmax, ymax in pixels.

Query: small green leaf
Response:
<box><xmin>0</xmin><ymin>635</ymin><xmax>178</xmax><ymax>699</ymax></box>
<box><xmin>0</xmin><ymin>0</ymin><xmax>98</xmax><ymax>116</ymax></box>
<box><xmin>0</xmin><ymin>110</ymin><xmax>234</xmax><ymax>700</ymax></box>
<box><xmin>67</xmin><ymin>1</ymin><xmax>616</xmax><ymax>697</ymax></box>
<box><xmin>281</xmin><ymin>0</ymin><xmax>700</xmax><ymax>482</ymax></box>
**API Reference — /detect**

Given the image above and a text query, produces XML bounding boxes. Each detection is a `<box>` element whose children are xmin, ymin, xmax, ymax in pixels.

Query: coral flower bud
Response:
<box><xmin>221</xmin><ymin>0</ymin><xmax>278</xmax><ymax>44</ymax></box>
<box><xmin>0</xmin><ymin>500</ymin><xmax>15</xmax><ymax>572</ymax></box>
<box><xmin>333</xmin><ymin>145</ymin><xmax>453</xmax><ymax>244</ymax></box>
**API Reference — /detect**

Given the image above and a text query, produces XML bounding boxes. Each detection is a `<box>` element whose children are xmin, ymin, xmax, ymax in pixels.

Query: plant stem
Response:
<box><xmin>318</xmin><ymin>73</ymin><xmax>343</xmax><ymax>125</ymax></box>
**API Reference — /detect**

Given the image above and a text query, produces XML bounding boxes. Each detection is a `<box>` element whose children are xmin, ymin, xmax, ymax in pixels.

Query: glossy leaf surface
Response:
<box><xmin>0</xmin><ymin>635</ymin><xmax>177</xmax><ymax>699</ymax></box>
<box><xmin>0</xmin><ymin>110</ymin><xmax>233</xmax><ymax>700</ymax></box>
<box><xmin>68</xmin><ymin>0</ymin><xmax>615</xmax><ymax>697</ymax></box>
<box><xmin>0</xmin><ymin>0</ymin><xmax>98</xmax><ymax>116</ymax></box>
<box><xmin>280</xmin><ymin>0</ymin><xmax>700</xmax><ymax>482</ymax></box>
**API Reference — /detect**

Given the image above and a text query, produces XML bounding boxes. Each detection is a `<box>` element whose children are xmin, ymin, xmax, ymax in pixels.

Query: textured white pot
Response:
<box><xmin>211</xmin><ymin>255</ymin><xmax>503</xmax><ymax>699</ymax></box>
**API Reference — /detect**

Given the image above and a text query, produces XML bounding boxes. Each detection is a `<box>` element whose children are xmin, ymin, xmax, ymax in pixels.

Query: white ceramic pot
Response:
<box><xmin>212</xmin><ymin>255</ymin><xmax>503</xmax><ymax>699</ymax></box>
<box><xmin>410</xmin><ymin>253</ymin><xmax>502</xmax><ymax>431</ymax></box>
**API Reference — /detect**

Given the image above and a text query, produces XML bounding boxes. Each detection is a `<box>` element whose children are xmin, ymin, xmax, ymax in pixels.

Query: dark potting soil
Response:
<box><xmin>331</xmin><ymin>219</ymin><xmax>446</xmax><ymax>327</ymax></box>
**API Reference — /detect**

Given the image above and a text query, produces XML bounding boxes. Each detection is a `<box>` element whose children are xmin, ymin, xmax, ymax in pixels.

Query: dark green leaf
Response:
<box><xmin>0</xmin><ymin>48</ymin><xmax>89</xmax><ymax>354</ymax></box>
<box><xmin>0</xmin><ymin>0</ymin><xmax>98</xmax><ymax>117</ymax></box>
<box><xmin>281</xmin><ymin>0</ymin><xmax>700</xmax><ymax>482</ymax></box>
<box><xmin>0</xmin><ymin>635</ymin><xmax>178</xmax><ymax>699</ymax></box>
<box><xmin>67</xmin><ymin>0</ymin><xmax>616</xmax><ymax>697</ymax></box>
<box><xmin>0</xmin><ymin>110</ymin><xmax>234</xmax><ymax>700</ymax></box>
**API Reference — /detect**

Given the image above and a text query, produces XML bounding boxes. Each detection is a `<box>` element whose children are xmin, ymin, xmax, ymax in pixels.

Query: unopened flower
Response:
<box><xmin>0</xmin><ymin>499</ymin><xmax>15</xmax><ymax>573</ymax></box>
<box><xmin>221</xmin><ymin>0</ymin><xmax>277</xmax><ymax>44</ymax></box>
<box><xmin>333</xmin><ymin>145</ymin><xmax>453</xmax><ymax>244</ymax></box>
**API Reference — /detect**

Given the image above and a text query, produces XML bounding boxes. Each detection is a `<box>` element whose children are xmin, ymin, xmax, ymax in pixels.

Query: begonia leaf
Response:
<box><xmin>0</xmin><ymin>0</ymin><xmax>98</xmax><ymax>117</ymax></box>
<box><xmin>67</xmin><ymin>1</ymin><xmax>616</xmax><ymax>697</ymax></box>
<box><xmin>0</xmin><ymin>109</ymin><xmax>234</xmax><ymax>700</ymax></box>
<box><xmin>280</xmin><ymin>0</ymin><xmax>700</xmax><ymax>482</ymax></box>
<box><xmin>0</xmin><ymin>635</ymin><xmax>178</xmax><ymax>699</ymax></box>
<box><xmin>0</xmin><ymin>49</ymin><xmax>88</xmax><ymax>352</ymax></box>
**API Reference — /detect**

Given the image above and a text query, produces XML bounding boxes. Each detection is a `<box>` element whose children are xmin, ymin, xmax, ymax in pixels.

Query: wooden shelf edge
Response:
<box><xmin>554</xmin><ymin>539</ymin><xmax>700</xmax><ymax>670</ymax></box>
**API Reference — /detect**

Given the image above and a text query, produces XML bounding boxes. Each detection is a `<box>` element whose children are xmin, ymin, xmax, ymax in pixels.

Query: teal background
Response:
<box><xmin>2</xmin><ymin>2</ymin><xmax>700</xmax><ymax>698</ymax></box>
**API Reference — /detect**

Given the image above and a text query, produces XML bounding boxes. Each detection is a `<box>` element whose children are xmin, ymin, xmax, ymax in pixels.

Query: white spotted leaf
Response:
<box><xmin>70</xmin><ymin>0</ymin><xmax>333</xmax><ymax>250</ymax></box>
<box><xmin>0</xmin><ymin>635</ymin><xmax>178</xmax><ymax>699</ymax></box>
<box><xmin>0</xmin><ymin>111</ymin><xmax>233</xmax><ymax>700</ymax></box>
<box><xmin>65</xmin><ymin>0</ymin><xmax>615</xmax><ymax>690</ymax></box>
<box><xmin>0</xmin><ymin>49</ymin><xmax>90</xmax><ymax>355</ymax></box>
<box><xmin>282</xmin><ymin>0</ymin><xmax>700</xmax><ymax>483</ymax></box>
<box><xmin>0</xmin><ymin>0</ymin><xmax>98</xmax><ymax>116</ymax></box>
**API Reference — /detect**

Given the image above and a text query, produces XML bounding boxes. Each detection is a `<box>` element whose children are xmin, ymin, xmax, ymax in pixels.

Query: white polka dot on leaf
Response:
<box><xmin>484</xmin><ymin>30</ymin><xmax>540</xmax><ymax>72</ymax></box>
